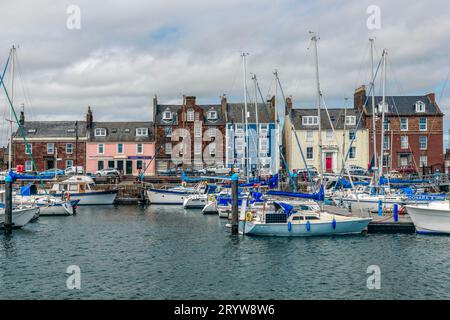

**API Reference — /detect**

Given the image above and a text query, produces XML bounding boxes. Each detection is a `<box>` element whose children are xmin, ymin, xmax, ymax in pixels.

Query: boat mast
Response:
<box><xmin>252</xmin><ymin>74</ymin><xmax>259</xmax><ymax>176</ymax></box>
<box><xmin>274</xmin><ymin>70</ymin><xmax>280</xmax><ymax>178</ymax></box>
<box><xmin>241</xmin><ymin>52</ymin><xmax>250</xmax><ymax>180</ymax></box>
<box><xmin>342</xmin><ymin>98</ymin><xmax>348</xmax><ymax>174</ymax></box>
<box><xmin>8</xmin><ymin>46</ymin><xmax>15</xmax><ymax>171</ymax></box>
<box><xmin>378</xmin><ymin>50</ymin><xmax>387</xmax><ymax>182</ymax></box>
<box><xmin>310</xmin><ymin>33</ymin><xmax>323</xmax><ymax>187</ymax></box>
<box><xmin>370</xmin><ymin>39</ymin><xmax>377</xmax><ymax>181</ymax></box>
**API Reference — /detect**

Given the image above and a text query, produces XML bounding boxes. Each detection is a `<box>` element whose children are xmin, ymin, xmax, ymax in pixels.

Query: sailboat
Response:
<box><xmin>238</xmin><ymin>34</ymin><xmax>371</xmax><ymax>236</ymax></box>
<box><xmin>406</xmin><ymin>200</ymin><xmax>450</xmax><ymax>234</ymax></box>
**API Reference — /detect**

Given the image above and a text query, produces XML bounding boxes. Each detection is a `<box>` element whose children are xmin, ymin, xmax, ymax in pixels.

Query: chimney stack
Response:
<box><xmin>221</xmin><ymin>94</ymin><xmax>228</xmax><ymax>122</ymax></box>
<box><xmin>185</xmin><ymin>96</ymin><xmax>196</xmax><ymax>106</ymax></box>
<box><xmin>285</xmin><ymin>96</ymin><xmax>293</xmax><ymax>117</ymax></box>
<box><xmin>86</xmin><ymin>106</ymin><xmax>93</xmax><ymax>128</ymax></box>
<box><xmin>152</xmin><ymin>94</ymin><xmax>158</xmax><ymax>122</ymax></box>
<box><xmin>427</xmin><ymin>92</ymin><xmax>436</xmax><ymax>104</ymax></box>
<box><xmin>19</xmin><ymin>111</ymin><xmax>25</xmax><ymax>125</ymax></box>
<box><xmin>354</xmin><ymin>85</ymin><xmax>367</xmax><ymax>112</ymax></box>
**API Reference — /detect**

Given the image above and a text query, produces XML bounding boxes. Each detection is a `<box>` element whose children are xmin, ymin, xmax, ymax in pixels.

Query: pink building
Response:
<box><xmin>85</xmin><ymin>108</ymin><xmax>155</xmax><ymax>176</ymax></box>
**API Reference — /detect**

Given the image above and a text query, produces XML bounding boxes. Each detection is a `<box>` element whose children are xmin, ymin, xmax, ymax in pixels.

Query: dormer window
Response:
<box><xmin>136</xmin><ymin>128</ymin><xmax>148</xmax><ymax>137</ymax></box>
<box><xmin>187</xmin><ymin>109</ymin><xmax>195</xmax><ymax>122</ymax></box>
<box><xmin>95</xmin><ymin>128</ymin><xmax>107</xmax><ymax>136</ymax></box>
<box><xmin>124</xmin><ymin>128</ymin><xmax>130</xmax><ymax>133</ymax></box>
<box><xmin>345</xmin><ymin>116</ymin><xmax>356</xmax><ymax>125</ymax></box>
<box><xmin>415</xmin><ymin>101</ymin><xmax>425</xmax><ymax>113</ymax></box>
<box><xmin>163</xmin><ymin>111</ymin><xmax>173</xmax><ymax>120</ymax></box>
<box><xmin>67</xmin><ymin>128</ymin><xmax>75</xmax><ymax>133</ymax></box>
<box><xmin>377</xmin><ymin>102</ymin><xmax>388</xmax><ymax>113</ymax></box>
<box><xmin>111</xmin><ymin>128</ymin><xmax>117</xmax><ymax>133</ymax></box>
<box><xmin>302</xmin><ymin>116</ymin><xmax>318</xmax><ymax>126</ymax></box>
<box><xmin>27</xmin><ymin>129</ymin><xmax>36</xmax><ymax>134</ymax></box>
<box><xmin>208</xmin><ymin>110</ymin><xmax>218</xmax><ymax>120</ymax></box>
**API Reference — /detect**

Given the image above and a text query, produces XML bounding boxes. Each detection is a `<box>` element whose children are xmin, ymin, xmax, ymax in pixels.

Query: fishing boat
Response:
<box><xmin>406</xmin><ymin>201</ymin><xmax>450</xmax><ymax>234</ymax></box>
<box><xmin>147</xmin><ymin>183</ymin><xmax>207</xmax><ymax>205</ymax></box>
<box><xmin>47</xmin><ymin>175</ymin><xmax>118</xmax><ymax>205</ymax></box>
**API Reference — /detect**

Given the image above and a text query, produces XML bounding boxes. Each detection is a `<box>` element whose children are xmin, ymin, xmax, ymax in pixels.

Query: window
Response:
<box><xmin>66</xmin><ymin>160</ymin><xmax>73</xmax><ymax>169</ymax></box>
<box><xmin>400</xmin><ymin>118</ymin><xmax>408</xmax><ymax>131</ymax></box>
<box><xmin>378</xmin><ymin>102</ymin><xmax>388</xmax><ymax>113</ymax></box>
<box><xmin>349</xmin><ymin>147</ymin><xmax>356</xmax><ymax>159</ymax></box>
<box><xmin>306</xmin><ymin>130</ymin><xmax>313</xmax><ymax>141</ymax></box>
<box><xmin>165</xmin><ymin>143</ymin><xmax>172</xmax><ymax>155</ymax></box>
<box><xmin>326</xmin><ymin>130</ymin><xmax>333</xmax><ymax>140</ymax></box>
<box><xmin>98</xmin><ymin>160</ymin><xmax>104</xmax><ymax>171</ymax></box>
<box><xmin>67</xmin><ymin>128</ymin><xmax>75</xmax><ymax>133</ymax></box>
<box><xmin>137</xmin><ymin>143</ymin><xmax>143</xmax><ymax>154</ymax></box>
<box><xmin>302</xmin><ymin>116</ymin><xmax>318</xmax><ymax>126</ymax></box>
<box><xmin>25</xmin><ymin>161</ymin><xmax>32</xmax><ymax>172</ymax></box>
<box><xmin>260</xmin><ymin>138</ymin><xmax>269</xmax><ymax>151</ymax></box>
<box><xmin>419</xmin><ymin>136</ymin><xmax>427</xmax><ymax>150</ymax></box>
<box><xmin>137</xmin><ymin>160</ymin><xmax>143</xmax><ymax>170</ymax></box>
<box><xmin>136</xmin><ymin>128</ymin><xmax>148</xmax><ymax>136</ymax></box>
<box><xmin>47</xmin><ymin>143</ymin><xmax>54</xmax><ymax>154</ymax></box>
<box><xmin>306</xmin><ymin>147</ymin><xmax>314</xmax><ymax>160</ymax></box>
<box><xmin>383</xmin><ymin>120</ymin><xmax>390</xmax><ymax>131</ymax></box>
<box><xmin>345</xmin><ymin>116</ymin><xmax>356</xmax><ymax>125</ymax></box>
<box><xmin>415</xmin><ymin>101</ymin><xmax>425</xmax><ymax>113</ymax></box>
<box><xmin>194</xmin><ymin>143</ymin><xmax>202</xmax><ymax>154</ymax></box>
<box><xmin>95</xmin><ymin>128</ymin><xmax>107</xmax><ymax>136</ymax></box>
<box><xmin>98</xmin><ymin>144</ymin><xmax>104</xmax><ymax>154</ymax></box>
<box><xmin>400</xmin><ymin>155</ymin><xmax>409</xmax><ymax>167</ymax></box>
<box><xmin>27</xmin><ymin>129</ymin><xmax>36</xmax><ymax>134</ymax></box>
<box><xmin>208</xmin><ymin>110</ymin><xmax>218</xmax><ymax>120</ymax></box>
<box><xmin>165</xmin><ymin>127</ymin><xmax>172</xmax><ymax>137</ymax></box>
<box><xmin>383</xmin><ymin>136</ymin><xmax>390</xmax><ymax>150</ymax></box>
<box><xmin>124</xmin><ymin>128</ymin><xmax>130</xmax><ymax>133</ymax></box>
<box><xmin>419</xmin><ymin>117</ymin><xmax>427</xmax><ymax>131</ymax></box>
<box><xmin>194</xmin><ymin>123</ymin><xmax>202</xmax><ymax>138</ymax></box>
<box><xmin>117</xmin><ymin>143</ymin><xmax>123</xmax><ymax>154</ymax></box>
<box><xmin>66</xmin><ymin>143</ymin><xmax>73</xmax><ymax>154</ymax></box>
<box><xmin>382</xmin><ymin>155</ymin><xmax>390</xmax><ymax>167</ymax></box>
<box><xmin>25</xmin><ymin>143</ymin><xmax>32</xmax><ymax>155</ymax></box>
<box><xmin>108</xmin><ymin>160</ymin><xmax>114</xmax><ymax>169</ymax></box>
<box><xmin>401</xmin><ymin>136</ymin><xmax>408</xmax><ymax>149</ymax></box>
<box><xmin>187</xmin><ymin>109</ymin><xmax>194</xmax><ymax>122</ymax></box>
<box><xmin>349</xmin><ymin>130</ymin><xmax>356</xmax><ymax>140</ymax></box>
<box><xmin>163</xmin><ymin>111</ymin><xmax>173</xmax><ymax>120</ymax></box>
<box><xmin>420</xmin><ymin>155</ymin><xmax>427</xmax><ymax>167</ymax></box>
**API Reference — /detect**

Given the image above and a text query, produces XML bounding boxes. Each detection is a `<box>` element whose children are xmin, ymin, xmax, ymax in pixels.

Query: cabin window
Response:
<box><xmin>419</xmin><ymin>117</ymin><xmax>427</xmax><ymax>131</ymax></box>
<box><xmin>66</xmin><ymin>160</ymin><xmax>73</xmax><ymax>169</ymax></box>
<box><xmin>136</xmin><ymin>128</ymin><xmax>148</xmax><ymax>136</ymax></box>
<box><xmin>95</xmin><ymin>128</ymin><xmax>107</xmax><ymax>136</ymax></box>
<box><xmin>66</xmin><ymin>143</ymin><xmax>73</xmax><ymax>154</ymax></box>
<box><xmin>47</xmin><ymin>143</ymin><xmax>54</xmax><ymax>154</ymax></box>
<box><xmin>69</xmin><ymin>184</ymin><xmax>78</xmax><ymax>192</ymax></box>
<box><xmin>291</xmin><ymin>216</ymin><xmax>301</xmax><ymax>221</ymax></box>
<box><xmin>305</xmin><ymin>216</ymin><xmax>320</xmax><ymax>220</ymax></box>
<box><xmin>419</xmin><ymin>136</ymin><xmax>427</xmax><ymax>150</ymax></box>
<box><xmin>400</xmin><ymin>118</ymin><xmax>408</xmax><ymax>131</ymax></box>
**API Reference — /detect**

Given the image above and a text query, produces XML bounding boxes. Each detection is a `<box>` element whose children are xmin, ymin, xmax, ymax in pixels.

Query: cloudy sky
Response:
<box><xmin>0</xmin><ymin>0</ymin><xmax>449</xmax><ymax>144</ymax></box>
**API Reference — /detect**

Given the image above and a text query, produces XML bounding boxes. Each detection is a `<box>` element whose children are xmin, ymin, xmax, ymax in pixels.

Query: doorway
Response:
<box><xmin>46</xmin><ymin>159</ymin><xmax>55</xmax><ymax>170</ymax></box>
<box><xmin>117</xmin><ymin>160</ymin><xmax>124</xmax><ymax>174</ymax></box>
<box><xmin>325</xmin><ymin>153</ymin><xmax>333</xmax><ymax>173</ymax></box>
<box><xmin>126</xmin><ymin>160</ymin><xmax>133</xmax><ymax>175</ymax></box>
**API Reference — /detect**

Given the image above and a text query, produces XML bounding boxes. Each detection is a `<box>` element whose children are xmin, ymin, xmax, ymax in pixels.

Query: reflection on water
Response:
<box><xmin>0</xmin><ymin>205</ymin><xmax>449</xmax><ymax>299</ymax></box>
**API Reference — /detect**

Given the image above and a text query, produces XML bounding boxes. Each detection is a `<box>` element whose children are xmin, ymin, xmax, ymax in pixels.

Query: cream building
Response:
<box><xmin>283</xmin><ymin>106</ymin><xmax>369</xmax><ymax>174</ymax></box>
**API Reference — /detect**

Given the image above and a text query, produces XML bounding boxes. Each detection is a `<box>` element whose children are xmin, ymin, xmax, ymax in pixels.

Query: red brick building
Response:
<box><xmin>153</xmin><ymin>95</ymin><xmax>227</xmax><ymax>173</ymax></box>
<box><xmin>12</xmin><ymin>112</ymin><xmax>86</xmax><ymax>172</ymax></box>
<box><xmin>354</xmin><ymin>86</ymin><xmax>444</xmax><ymax>174</ymax></box>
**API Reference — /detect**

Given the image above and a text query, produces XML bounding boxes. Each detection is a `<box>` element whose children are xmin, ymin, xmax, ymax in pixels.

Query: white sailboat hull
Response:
<box><xmin>406</xmin><ymin>202</ymin><xmax>450</xmax><ymax>234</ymax></box>
<box><xmin>147</xmin><ymin>189</ymin><xmax>190</xmax><ymax>205</ymax></box>
<box><xmin>202</xmin><ymin>201</ymin><xmax>218</xmax><ymax>214</ymax></box>
<box><xmin>183</xmin><ymin>195</ymin><xmax>208</xmax><ymax>209</ymax></box>
<box><xmin>0</xmin><ymin>206</ymin><xmax>40</xmax><ymax>229</ymax></box>
<box><xmin>63</xmin><ymin>191</ymin><xmax>117</xmax><ymax>205</ymax></box>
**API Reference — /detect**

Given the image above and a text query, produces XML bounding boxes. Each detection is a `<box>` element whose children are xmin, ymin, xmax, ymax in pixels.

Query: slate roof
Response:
<box><xmin>365</xmin><ymin>95</ymin><xmax>442</xmax><ymax>116</ymax></box>
<box><xmin>226</xmin><ymin>103</ymin><xmax>274</xmax><ymax>123</ymax></box>
<box><xmin>13</xmin><ymin>121</ymin><xmax>87</xmax><ymax>139</ymax></box>
<box><xmin>155</xmin><ymin>104</ymin><xmax>226</xmax><ymax>126</ymax></box>
<box><xmin>88</xmin><ymin>122</ymin><xmax>154</xmax><ymax>142</ymax></box>
<box><xmin>290</xmin><ymin>108</ymin><xmax>364</xmax><ymax>130</ymax></box>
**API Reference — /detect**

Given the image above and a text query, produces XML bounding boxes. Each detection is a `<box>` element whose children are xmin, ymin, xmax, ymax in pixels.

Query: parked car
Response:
<box><xmin>38</xmin><ymin>168</ymin><xmax>65</xmax><ymax>177</ymax></box>
<box><xmin>206</xmin><ymin>164</ymin><xmax>233</xmax><ymax>175</ymax></box>
<box><xmin>95</xmin><ymin>168</ymin><xmax>120</xmax><ymax>177</ymax></box>
<box><xmin>347</xmin><ymin>165</ymin><xmax>368</xmax><ymax>176</ymax></box>
<box><xmin>65</xmin><ymin>166</ymin><xmax>84</xmax><ymax>175</ymax></box>
<box><xmin>296</xmin><ymin>166</ymin><xmax>318</xmax><ymax>182</ymax></box>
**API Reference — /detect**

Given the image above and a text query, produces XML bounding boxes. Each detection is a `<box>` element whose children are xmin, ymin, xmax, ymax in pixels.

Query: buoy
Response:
<box><xmin>306</xmin><ymin>220</ymin><xmax>311</xmax><ymax>231</ymax></box>
<box><xmin>332</xmin><ymin>217</ymin><xmax>337</xmax><ymax>229</ymax></box>
<box><xmin>288</xmin><ymin>221</ymin><xmax>292</xmax><ymax>232</ymax></box>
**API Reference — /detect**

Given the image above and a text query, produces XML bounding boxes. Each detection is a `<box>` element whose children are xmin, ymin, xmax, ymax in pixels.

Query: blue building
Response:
<box><xmin>224</xmin><ymin>96</ymin><xmax>280</xmax><ymax>176</ymax></box>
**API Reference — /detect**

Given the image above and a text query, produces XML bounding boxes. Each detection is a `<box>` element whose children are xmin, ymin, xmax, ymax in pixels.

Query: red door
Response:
<box><xmin>326</xmin><ymin>156</ymin><xmax>333</xmax><ymax>172</ymax></box>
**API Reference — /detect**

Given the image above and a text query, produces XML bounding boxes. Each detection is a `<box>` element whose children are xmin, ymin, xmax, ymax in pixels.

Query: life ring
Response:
<box><xmin>208</xmin><ymin>195</ymin><xmax>215</xmax><ymax>203</ymax></box>
<box><xmin>245</xmin><ymin>211</ymin><xmax>253</xmax><ymax>222</ymax></box>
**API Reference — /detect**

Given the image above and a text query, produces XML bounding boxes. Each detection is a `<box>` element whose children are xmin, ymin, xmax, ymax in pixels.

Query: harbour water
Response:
<box><xmin>1</xmin><ymin>205</ymin><xmax>450</xmax><ymax>299</ymax></box>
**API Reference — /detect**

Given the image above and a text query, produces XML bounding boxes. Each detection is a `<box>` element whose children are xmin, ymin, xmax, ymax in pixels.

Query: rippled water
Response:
<box><xmin>0</xmin><ymin>205</ymin><xmax>449</xmax><ymax>299</ymax></box>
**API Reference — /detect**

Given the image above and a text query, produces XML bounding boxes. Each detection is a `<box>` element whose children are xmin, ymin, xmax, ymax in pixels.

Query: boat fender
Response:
<box><xmin>246</xmin><ymin>211</ymin><xmax>253</xmax><ymax>222</ymax></box>
<box><xmin>332</xmin><ymin>217</ymin><xmax>336</xmax><ymax>229</ymax></box>
<box><xmin>288</xmin><ymin>221</ymin><xmax>292</xmax><ymax>232</ymax></box>
<box><xmin>306</xmin><ymin>220</ymin><xmax>311</xmax><ymax>231</ymax></box>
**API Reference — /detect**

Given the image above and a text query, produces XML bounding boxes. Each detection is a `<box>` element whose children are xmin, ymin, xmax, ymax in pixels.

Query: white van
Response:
<box><xmin>65</xmin><ymin>166</ymin><xmax>84</xmax><ymax>175</ymax></box>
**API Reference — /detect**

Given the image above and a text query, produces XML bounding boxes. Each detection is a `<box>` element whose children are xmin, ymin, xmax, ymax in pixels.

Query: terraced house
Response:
<box><xmin>85</xmin><ymin>107</ymin><xmax>155</xmax><ymax>176</ymax></box>
<box><xmin>153</xmin><ymin>95</ymin><xmax>226</xmax><ymax>173</ymax></box>
<box><xmin>12</xmin><ymin>112</ymin><xmax>86</xmax><ymax>172</ymax></box>
<box><xmin>354</xmin><ymin>86</ymin><xmax>444</xmax><ymax>174</ymax></box>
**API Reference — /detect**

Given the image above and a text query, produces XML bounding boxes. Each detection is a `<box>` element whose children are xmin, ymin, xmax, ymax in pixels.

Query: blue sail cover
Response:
<box><xmin>9</xmin><ymin>171</ymin><xmax>42</xmax><ymax>180</ymax></box>
<box><xmin>335</xmin><ymin>178</ymin><xmax>369</xmax><ymax>189</ymax></box>
<box><xmin>181</xmin><ymin>171</ymin><xmax>210</xmax><ymax>182</ymax></box>
<box><xmin>379</xmin><ymin>176</ymin><xmax>429</xmax><ymax>185</ymax></box>
<box><xmin>273</xmin><ymin>201</ymin><xmax>295</xmax><ymax>215</ymax></box>
<box><xmin>20</xmin><ymin>184</ymin><xmax>38</xmax><ymax>196</ymax></box>
<box><xmin>267</xmin><ymin>185</ymin><xmax>325</xmax><ymax>201</ymax></box>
